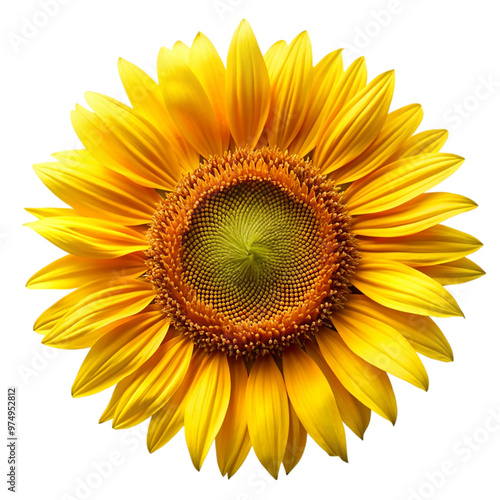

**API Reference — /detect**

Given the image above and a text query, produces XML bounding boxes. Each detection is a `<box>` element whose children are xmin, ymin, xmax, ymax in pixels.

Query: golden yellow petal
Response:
<box><xmin>43</xmin><ymin>278</ymin><xmax>156</xmax><ymax>349</ymax></box>
<box><xmin>351</xmin><ymin>192</ymin><xmax>478</xmax><ymax>237</ymax></box>
<box><xmin>185</xmin><ymin>351</ymin><xmax>231</xmax><ymax>470</ymax></box>
<box><xmin>190</xmin><ymin>32</ymin><xmax>230</xmax><ymax>150</ymax></box>
<box><xmin>317</xmin><ymin>56</ymin><xmax>367</xmax><ymax>135</ymax></box>
<box><xmin>26</xmin><ymin>252</ymin><xmax>146</xmax><ymax>290</ymax></box>
<box><xmin>246</xmin><ymin>355</ymin><xmax>288</xmax><ymax>479</ymax></box>
<box><xmin>265</xmin><ymin>31</ymin><xmax>313</xmax><ymax>149</ymax></box>
<box><xmin>344</xmin><ymin>153</ymin><xmax>465</xmax><ymax>215</ymax></box>
<box><xmin>33</xmin><ymin>287</ymin><xmax>86</xmax><ymax>336</ymax></box>
<box><xmin>395</xmin><ymin>129</ymin><xmax>448</xmax><ymax>159</ymax></box>
<box><xmin>283</xmin><ymin>346</ymin><xmax>347</xmax><ymax>460</ymax></box>
<box><xmin>158</xmin><ymin>47</ymin><xmax>224</xmax><ymax>157</ymax></box>
<box><xmin>317</xmin><ymin>328</ymin><xmax>397</xmax><ymax>424</ymax></box>
<box><xmin>33</xmin><ymin>159</ymin><xmax>160</xmax><ymax>225</ymax></box>
<box><xmin>172</xmin><ymin>40</ymin><xmax>190</xmax><ymax>62</ymax></box>
<box><xmin>99</xmin><ymin>372</ymin><xmax>135</xmax><ymax>423</ymax></box>
<box><xmin>72</xmin><ymin>97</ymin><xmax>178</xmax><ymax>190</ymax></box>
<box><xmin>282</xmin><ymin>401</ymin><xmax>307</xmax><ymax>474</ymax></box>
<box><xmin>358</xmin><ymin>225</ymin><xmax>483</xmax><ymax>266</ymax></box>
<box><xmin>333</xmin><ymin>103</ymin><xmax>423</xmax><ymax>183</ymax></box>
<box><xmin>417</xmin><ymin>257</ymin><xmax>485</xmax><ymax>286</ymax></box>
<box><xmin>118</xmin><ymin>57</ymin><xmax>169</xmax><ymax>129</ymax></box>
<box><xmin>226</xmin><ymin>433</ymin><xmax>251</xmax><ymax>479</ymax></box>
<box><xmin>25</xmin><ymin>207</ymin><xmax>75</xmax><ymax>218</ymax></box>
<box><xmin>347</xmin><ymin>297</ymin><xmax>454</xmax><ymax>362</ymax></box>
<box><xmin>25</xmin><ymin>216</ymin><xmax>148</xmax><ymax>259</ymax></box>
<box><xmin>147</xmin><ymin>350</ymin><xmax>206</xmax><ymax>453</ymax></box>
<box><xmin>305</xmin><ymin>341</ymin><xmax>371</xmax><ymax>439</ymax></box>
<box><xmin>118</xmin><ymin>58</ymin><xmax>199</xmax><ymax>174</ymax></box>
<box><xmin>71</xmin><ymin>307</ymin><xmax>170</xmax><ymax>397</ymax></box>
<box><xmin>112</xmin><ymin>335</ymin><xmax>193</xmax><ymax>429</ymax></box>
<box><xmin>225</xmin><ymin>20</ymin><xmax>270</xmax><ymax>149</ymax></box>
<box><xmin>315</xmin><ymin>70</ymin><xmax>395</xmax><ymax>174</ymax></box>
<box><xmin>264</xmin><ymin>40</ymin><xmax>288</xmax><ymax>82</ymax></box>
<box><xmin>351</xmin><ymin>259</ymin><xmax>463</xmax><ymax>317</ymax></box>
<box><xmin>332</xmin><ymin>295</ymin><xmax>429</xmax><ymax>390</ymax></box>
<box><xmin>52</xmin><ymin>148</ymin><xmax>98</xmax><ymax>166</ymax></box>
<box><xmin>227</xmin><ymin>429</ymin><xmax>252</xmax><ymax>479</ymax></box>
<box><xmin>288</xmin><ymin>49</ymin><xmax>343</xmax><ymax>157</ymax></box>
<box><xmin>216</xmin><ymin>359</ymin><xmax>251</xmax><ymax>477</ymax></box>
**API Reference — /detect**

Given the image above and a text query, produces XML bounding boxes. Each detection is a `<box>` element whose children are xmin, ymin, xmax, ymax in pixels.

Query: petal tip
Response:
<box><xmin>98</xmin><ymin>414</ymin><xmax>109</xmax><ymax>424</ymax></box>
<box><xmin>71</xmin><ymin>385</ymin><xmax>84</xmax><ymax>398</ymax></box>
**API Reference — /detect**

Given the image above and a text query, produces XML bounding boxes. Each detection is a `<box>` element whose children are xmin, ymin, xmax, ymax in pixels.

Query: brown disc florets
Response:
<box><xmin>146</xmin><ymin>147</ymin><xmax>357</xmax><ymax>358</ymax></box>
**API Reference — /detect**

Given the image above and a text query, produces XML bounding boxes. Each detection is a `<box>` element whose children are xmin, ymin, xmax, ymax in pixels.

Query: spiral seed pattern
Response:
<box><xmin>146</xmin><ymin>147</ymin><xmax>357</xmax><ymax>358</ymax></box>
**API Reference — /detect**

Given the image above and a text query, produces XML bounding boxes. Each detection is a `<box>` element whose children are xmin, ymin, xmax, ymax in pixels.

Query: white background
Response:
<box><xmin>2</xmin><ymin>0</ymin><xmax>499</xmax><ymax>499</ymax></box>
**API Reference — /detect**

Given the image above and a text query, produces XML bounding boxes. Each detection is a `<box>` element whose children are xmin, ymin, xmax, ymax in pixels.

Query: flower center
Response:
<box><xmin>146</xmin><ymin>147</ymin><xmax>357</xmax><ymax>358</ymax></box>
<box><xmin>183</xmin><ymin>179</ymin><xmax>324</xmax><ymax>323</ymax></box>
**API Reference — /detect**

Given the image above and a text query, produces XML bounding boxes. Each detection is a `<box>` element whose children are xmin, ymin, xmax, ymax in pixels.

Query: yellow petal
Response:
<box><xmin>33</xmin><ymin>287</ymin><xmax>86</xmax><ymax>336</ymax></box>
<box><xmin>225</xmin><ymin>20</ymin><xmax>270</xmax><ymax>149</ymax></box>
<box><xmin>99</xmin><ymin>373</ymin><xmax>134</xmax><ymax>423</ymax></box>
<box><xmin>172</xmin><ymin>40</ymin><xmax>190</xmax><ymax>62</ymax></box>
<box><xmin>185</xmin><ymin>351</ymin><xmax>231</xmax><ymax>470</ymax></box>
<box><xmin>147</xmin><ymin>350</ymin><xmax>206</xmax><ymax>453</ymax></box>
<box><xmin>351</xmin><ymin>259</ymin><xmax>463</xmax><ymax>317</ymax></box>
<box><xmin>317</xmin><ymin>56</ymin><xmax>367</xmax><ymax>135</ymax></box>
<box><xmin>395</xmin><ymin>129</ymin><xmax>448</xmax><ymax>159</ymax></box>
<box><xmin>317</xmin><ymin>328</ymin><xmax>397</xmax><ymax>423</ymax></box>
<box><xmin>190</xmin><ymin>32</ymin><xmax>230</xmax><ymax>150</ymax></box>
<box><xmin>33</xmin><ymin>160</ymin><xmax>160</xmax><ymax>225</ymax></box>
<box><xmin>358</xmin><ymin>225</ymin><xmax>482</xmax><ymax>266</ymax></box>
<box><xmin>344</xmin><ymin>153</ymin><xmax>465</xmax><ymax>215</ymax></box>
<box><xmin>305</xmin><ymin>341</ymin><xmax>371</xmax><ymax>439</ymax></box>
<box><xmin>52</xmin><ymin>148</ymin><xmax>98</xmax><ymax>166</ymax></box>
<box><xmin>118</xmin><ymin>57</ymin><xmax>170</xmax><ymax>130</ymax></box>
<box><xmin>43</xmin><ymin>278</ymin><xmax>156</xmax><ymax>348</ymax></box>
<box><xmin>351</xmin><ymin>192</ymin><xmax>478</xmax><ymax>237</ymax></box>
<box><xmin>158</xmin><ymin>47</ymin><xmax>224</xmax><ymax>157</ymax></box>
<box><xmin>112</xmin><ymin>335</ymin><xmax>193</xmax><ymax>429</ymax></box>
<box><xmin>71</xmin><ymin>307</ymin><xmax>170</xmax><ymax>397</ymax></box>
<box><xmin>288</xmin><ymin>49</ymin><xmax>343</xmax><ymax>157</ymax></box>
<box><xmin>264</xmin><ymin>40</ymin><xmax>288</xmax><ymax>82</ymax></box>
<box><xmin>417</xmin><ymin>257</ymin><xmax>485</xmax><ymax>286</ymax></box>
<box><xmin>216</xmin><ymin>359</ymin><xmax>251</xmax><ymax>477</ymax></box>
<box><xmin>265</xmin><ymin>31</ymin><xmax>313</xmax><ymax>149</ymax></box>
<box><xmin>25</xmin><ymin>216</ymin><xmax>148</xmax><ymax>259</ymax></box>
<box><xmin>283</xmin><ymin>345</ymin><xmax>347</xmax><ymax>460</ymax></box>
<box><xmin>332</xmin><ymin>295</ymin><xmax>429</xmax><ymax>390</ymax></box>
<box><xmin>118</xmin><ymin>58</ymin><xmax>199</xmax><ymax>174</ymax></box>
<box><xmin>315</xmin><ymin>70</ymin><xmax>395</xmax><ymax>174</ymax></box>
<box><xmin>27</xmin><ymin>252</ymin><xmax>146</xmax><ymax>290</ymax></box>
<box><xmin>25</xmin><ymin>207</ymin><xmax>75</xmax><ymax>218</ymax></box>
<box><xmin>246</xmin><ymin>355</ymin><xmax>288</xmax><ymax>479</ymax></box>
<box><xmin>226</xmin><ymin>433</ymin><xmax>251</xmax><ymax>479</ymax></box>
<box><xmin>333</xmin><ymin>103</ymin><xmax>423</xmax><ymax>183</ymax></box>
<box><xmin>345</xmin><ymin>297</ymin><xmax>454</xmax><ymax>362</ymax></box>
<box><xmin>282</xmin><ymin>401</ymin><xmax>307</xmax><ymax>474</ymax></box>
<box><xmin>33</xmin><ymin>286</ymin><xmax>141</xmax><ymax>343</ymax></box>
<box><xmin>72</xmin><ymin>98</ymin><xmax>178</xmax><ymax>190</ymax></box>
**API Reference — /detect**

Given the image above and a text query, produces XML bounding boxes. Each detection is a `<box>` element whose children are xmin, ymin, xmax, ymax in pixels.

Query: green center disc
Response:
<box><xmin>182</xmin><ymin>179</ymin><xmax>322</xmax><ymax>323</ymax></box>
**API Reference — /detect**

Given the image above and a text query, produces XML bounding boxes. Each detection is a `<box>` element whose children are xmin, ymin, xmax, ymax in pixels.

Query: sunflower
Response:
<box><xmin>26</xmin><ymin>20</ymin><xmax>484</xmax><ymax>478</ymax></box>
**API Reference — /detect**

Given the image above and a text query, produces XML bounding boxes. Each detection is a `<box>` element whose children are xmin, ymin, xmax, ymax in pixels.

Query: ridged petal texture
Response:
<box><xmin>246</xmin><ymin>356</ymin><xmax>289</xmax><ymax>479</ymax></box>
<box><xmin>26</xmin><ymin>19</ymin><xmax>483</xmax><ymax>479</ymax></box>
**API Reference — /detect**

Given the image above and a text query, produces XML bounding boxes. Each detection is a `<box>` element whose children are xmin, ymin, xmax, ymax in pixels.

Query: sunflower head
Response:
<box><xmin>147</xmin><ymin>146</ymin><xmax>358</xmax><ymax>358</ymax></box>
<box><xmin>27</xmin><ymin>19</ymin><xmax>483</xmax><ymax>479</ymax></box>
